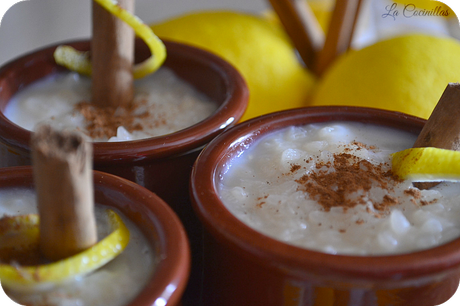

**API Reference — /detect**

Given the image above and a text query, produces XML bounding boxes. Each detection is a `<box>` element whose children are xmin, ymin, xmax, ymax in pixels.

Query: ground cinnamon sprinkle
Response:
<box><xmin>295</xmin><ymin>148</ymin><xmax>404</xmax><ymax>212</ymax></box>
<box><xmin>404</xmin><ymin>188</ymin><xmax>421</xmax><ymax>199</ymax></box>
<box><xmin>256</xmin><ymin>195</ymin><xmax>268</xmax><ymax>207</ymax></box>
<box><xmin>351</xmin><ymin>140</ymin><xmax>377</xmax><ymax>150</ymax></box>
<box><xmin>290</xmin><ymin>164</ymin><xmax>301</xmax><ymax>173</ymax></box>
<box><xmin>75</xmin><ymin>100</ymin><xmax>149</xmax><ymax>139</ymax></box>
<box><xmin>75</xmin><ymin>97</ymin><xmax>174</xmax><ymax>140</ymax></box>
<box><xmin>374</xmin><ymin>195</ymin><xmax>399</xmax><ymax>211</ymax></box>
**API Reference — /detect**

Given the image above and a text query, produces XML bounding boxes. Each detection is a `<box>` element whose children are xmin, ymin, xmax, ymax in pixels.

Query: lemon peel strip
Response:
<box><xmin>0</xmin><ymin>209</ymin><xmax>130</xmax><ymax>290</ymax></box>
<box><xmin>54</xmin><ymin>46</ymin><xmax>92</xmax><ymax>76</ymax></box>
<box><xmin>54</xmin><ymin>0</ymin><xmax>166</xmax><ymax>79</ymax></box>
<box><xmin>391</xmin><ymin>147</ymin><xmax>460</xmax><ymax>181</ymax></box>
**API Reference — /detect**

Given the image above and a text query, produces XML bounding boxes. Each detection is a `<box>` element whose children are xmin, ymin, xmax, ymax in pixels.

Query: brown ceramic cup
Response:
<box><xmin>190</xmin><ymin>106</ymin><xmax>460</xmax><ymax>306</ymax></box>
<box><xmin>0</xmin><ymin>39</ymin><xmax>248</xmax><ymax>304</ymax></box>
<box><xmin>0</xmin><ymin>166</ymin><xmax>190</xmax><ymax>306</ymax></box>
<box><xmin>0</xmin><ymin>38</ymin><xmax>248</xmax><ymax>210</ymax></box>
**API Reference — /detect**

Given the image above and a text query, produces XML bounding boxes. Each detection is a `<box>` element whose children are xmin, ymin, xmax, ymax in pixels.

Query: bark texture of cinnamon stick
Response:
<box><xmin>92</xmin><ymin>0</ymin><xmax>135</xmax><ymax>108</ymax></box>
<box><xmin>413</xmin><ymin>83</ymin><xmax>460</xmax><ymax>189</ymax></box>
<box><xmin>315</xmin><ymin>0</ymin><xmax>363</xmax><ymax>76</ymax></box>
<box><xmin>31</xmin><ymin>125</ymin><xmax>97</xmax><ymax>261</ymax></box>
<box><xmin>268</xmin><ymin>0</ymin><xmax>324</xmax><ymax>71</ymax></box>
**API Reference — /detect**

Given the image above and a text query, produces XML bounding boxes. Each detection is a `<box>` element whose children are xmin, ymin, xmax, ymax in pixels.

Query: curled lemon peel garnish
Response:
<box><xmin>0</xmin><ymin>209</ymin><xmax>130</xmax><ymax>291</ymax></box>
<box><xmin>391</xmin><ymin>147</ymin><xmax>460</xmax><ymax>181</ymax></box>
<box><xmin>53</xmin><ymin>46</ymin><xmax>92</xmax><ymax>77</ymax></box>
<box><xmin>54</xmin><ymin>0</ymin><xmax>166</xmax><ymax>79</ymax></box>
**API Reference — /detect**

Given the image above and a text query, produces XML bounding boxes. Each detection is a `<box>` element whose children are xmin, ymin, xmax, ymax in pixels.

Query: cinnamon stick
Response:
<box><xmin>314</xmin><ymin>0</ymin><xmax>363</xmax><ymax>76</ymax></box>
<box><xmin>91</xmin><ymin>0</ymin><xmax>135</xmax><ymax>108</ymax></box>
<box><xmin>31</xmin><ymin>125</ymin><xmax>97</xmax><ymax>261</ymax></box>
<box><xmin>413</xmin><ymin>83</ymin><xmax>460</xmax><ymax>189</ymax></box>
<box><xmin>268</xmin><ymin>0</ymin><xmax>324</xmax><ymax>70</ymax></box>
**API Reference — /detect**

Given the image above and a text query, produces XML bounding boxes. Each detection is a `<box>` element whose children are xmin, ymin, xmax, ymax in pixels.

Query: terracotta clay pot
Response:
<box><xmin>0</xmin><ymin>39</ymin><xmax>248</xmax><ymax>305</ymax></box>
<box><xmin>190</xmin><ymin>106</ymin><xmax>460</xmax><ymax>306</ymax></box>
<box><xmin>0</xmin><ymin>166</ymin><xmax>190</xmax><ymax>306</ymax></box>
<box><xmin>0</xmin><ymin>38</ymin><xmax>248</xmax><ymax>210</ymax></box>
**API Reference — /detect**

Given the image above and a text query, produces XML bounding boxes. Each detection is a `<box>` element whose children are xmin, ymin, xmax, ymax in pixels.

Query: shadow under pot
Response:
<box><xmin>0</xmin><ymin>166</ymin><xmax>190</xmax><ymax>306</ymax></box>
<box><xmin>190</xmin><ymin>106</ymin><xmax>460</xmax><ymax>306</ymax></box>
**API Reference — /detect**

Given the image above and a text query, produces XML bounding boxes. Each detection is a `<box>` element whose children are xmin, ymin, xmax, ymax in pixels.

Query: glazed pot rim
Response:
<box><xmin>0</xmin><ymin>166</ymin><xmax>190</xmax><ymax>306</ymax></box>
<box><xmin>0</xmin><ymin>38</ymin><xmax>248</xmax><ymax>163</ymax></box>
<box><xmin>191</xmin><ymin>106</ymin><xmax>460</xmax><ymax>283</ymax></box>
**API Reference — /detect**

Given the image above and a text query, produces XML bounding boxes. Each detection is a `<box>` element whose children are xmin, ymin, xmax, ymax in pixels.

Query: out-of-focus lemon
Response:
<box><xmin>150</xmin><ymin>11</ymin><xmax>315</xmax><ymax>121</ymax></box>
<box><xmin>310</xmin><ymin>34</ymin><xmax>460</xmax><ymax>119</ymax></box>
<box><xmin>307</xmin><ymin>0</ymin><xmax>333</xmax><ymax>31</ymax></box>
<box><xmin>392</xmin><ymin>147</ymin><xmax>460</xmax><ymax>181</ymax></box>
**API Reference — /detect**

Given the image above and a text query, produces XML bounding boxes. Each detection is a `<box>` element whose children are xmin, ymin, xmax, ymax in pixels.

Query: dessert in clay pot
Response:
<box><xmin>0</xmin><ymin>127</ymin><xmax>190</xmax><ymax>306</ymax></box>
<box><xmin>0</xmin><ymin>38</ymin><xmax>247</xmax><ymax>209</ymax></box>
<box><xmin>191</xmin><ymin>103</ymin><xmax>460</xmax><ymax>306</ymax></box>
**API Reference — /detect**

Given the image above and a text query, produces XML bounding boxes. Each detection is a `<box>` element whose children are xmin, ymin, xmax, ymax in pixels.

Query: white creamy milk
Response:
<box><xmin>4</xmin><ymin>68</ymin><xmax>217</xmax><ymax>142</ymax></box>
<box><xmin>218</xmin><ymin>122</ymin><xmax>460</xmax><ymax>255</ymax></box>
<box><xmin>0</xmin><ymin>188</ymin><xmax>156</xmax><ymax>306</ymax></box>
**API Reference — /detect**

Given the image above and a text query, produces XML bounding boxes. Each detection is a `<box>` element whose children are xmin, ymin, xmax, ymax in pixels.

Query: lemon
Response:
<box><xmin>0</xmin><ymin>210</ymin><xmax>129</xmax><ymax>291</ymax></box>
<box><xmin>307</xmin><ymin>0</ymin><xmax>333</xmax><ymax>32</ymax></box>
<box><xmin>310</xmin><ymin>34</ymin><xmax>460</xmax><ymax>119</ymax></box>
<box><xmin>392</xmin><ymin>147</ymin><xmax>460</xmax><ymax>181</ymax></box>
<box><xmin>150</xmin><ymin>11</ymin><xmax>315</xmax><ymax>121</ymax></box>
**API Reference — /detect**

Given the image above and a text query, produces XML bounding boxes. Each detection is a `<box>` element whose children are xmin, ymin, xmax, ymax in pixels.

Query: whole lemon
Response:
<box><xmin>150</xmin><ymin>11</ymin><xmax>315</xmax><ymax>121</ymax></box>
<box><xmin>311</xmin><ymin>34</ymin><xmax>460</xmax><ymax>119</ymax></box>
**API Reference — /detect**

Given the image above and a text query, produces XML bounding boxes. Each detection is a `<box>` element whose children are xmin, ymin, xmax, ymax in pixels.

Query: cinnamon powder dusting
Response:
<box><xmin>294</xmin><ymin>151</ymin><xmax>403</xmax><ymax>212</ymax></box>
<box><xmin>75</xmin><ymin>100</ymin><xmax>149</xmax><ymax>139</ymax></box>
<box><xmin>75</xmin><ymin>97</ymin><xmax>174</xmax><ymax>140</ymax></box>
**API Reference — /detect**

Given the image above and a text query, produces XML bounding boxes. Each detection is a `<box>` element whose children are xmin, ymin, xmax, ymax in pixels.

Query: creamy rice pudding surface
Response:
<box><xmin>218</xmin><ymin>122</ymin><xmax>460</xmax><ymax>255</ymax></box>
<box><xmin>4</xmin><ymin>68</ymin><xmax>217</xmax><ymax>142</ymax></box>
<box><xmin>0</xmin><ymin>188</ymin><xmax>156</xmax><ymax>306</ymax></box>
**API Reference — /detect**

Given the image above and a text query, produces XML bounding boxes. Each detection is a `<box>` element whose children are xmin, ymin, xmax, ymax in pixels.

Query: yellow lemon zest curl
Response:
<box><xmin>54</xmin><ymin>0</ymin><xmax>166</xmax><ymax>79</ymax></box>
<box><xmin>391</xmin><ymin>147</ymin><xmax>460</xmax><ymax>181</ymax></box>
<box><xmin>0</xmin><ymin>210</ymin><xmax>130</xmax><ymax>291</ymax></box>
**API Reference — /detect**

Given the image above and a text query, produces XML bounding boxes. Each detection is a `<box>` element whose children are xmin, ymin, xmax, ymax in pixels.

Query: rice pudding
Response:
<box><xmin>4</xmin><ymin>67</ymin><xmax>217</xmax><ymax>142</ymax></box>
<box><xmin>0</xmin><ymin>188</ymin><xmax>156</xmax><ymax>306</ymax></box>
<box><xmin>218</xmin><ymin>122</ymin><xmax>460</xmax><ymax>255</ymax></box>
